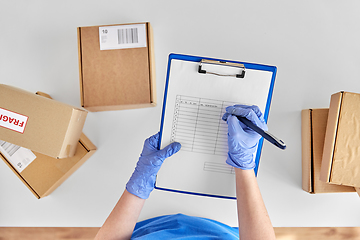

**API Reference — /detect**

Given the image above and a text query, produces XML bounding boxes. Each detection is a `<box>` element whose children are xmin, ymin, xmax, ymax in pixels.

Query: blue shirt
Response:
<box><xmin>132</xmin><ymin>214</ymin><xmax>239</xmax><ymax>239</ymax></box>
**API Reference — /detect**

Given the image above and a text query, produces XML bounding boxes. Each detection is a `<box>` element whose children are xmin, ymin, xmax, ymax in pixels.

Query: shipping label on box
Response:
<box><xmin>0</xmin><ymin>140</ymin><xmax>36</xmax><ymax>172</ymax></box>
<box><xmin>99</xmin><ymin>24</ymin><xmax>147</xmax><ymax>50</ymax></box>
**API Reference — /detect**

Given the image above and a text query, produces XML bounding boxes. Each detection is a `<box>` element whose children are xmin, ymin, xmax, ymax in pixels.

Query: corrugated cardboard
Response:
<box><xmin>0</xmin><ymin>92</ymin><xmax>96</xmax><ymax>199</ymax></box>
<box><xmin>0</xmin><ymin>84</ymin><xmax>87</xmax><ymax>159</ymax></box>
<box><xmin>77</xmin><ymin>22</ymin><xmax>156</xmax><ymax>112</ymax></box>
<box><xmin>0</xmin><ymin>133</ymin><xmax>96</xmax><ymax>198</ymax></box>
<box><xmin>320</xmin><ymin>92</ymin><xmax>360</xmax><ymax>187</ymax></box>
<box><xmin>302</xmin><ymin>108</ymin><xmax>355</xmax><ymax>193</ymax></box>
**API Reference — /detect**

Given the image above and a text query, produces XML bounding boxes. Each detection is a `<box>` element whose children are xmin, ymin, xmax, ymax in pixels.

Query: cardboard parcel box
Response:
<box><xmin>0</xmin><ymin>91</ymin><xmax>96</xmax><ymax>198</ymax></box>
<box><xmin>0</xmin><ymin>84</ymin><xmax>87</xmax><ymax>159</ymax></box>
<box><xmin>301</xmin><ymin>108</ymin><xmax>355</xmax><ymax>193</ymax></box>
<box><xmin>0</xmin><ymin>133</ymin><xmax>96</xmax><ymax>198</ymax></box>
<box><xmin>320</xmin><ymin>92</ymin><xmax>360</xmax><ymax>187</ymax></box>
<box><xmin>77</xmin><ymin>22</ymin><xmax>156</xmax><ymax>111</ymax></box>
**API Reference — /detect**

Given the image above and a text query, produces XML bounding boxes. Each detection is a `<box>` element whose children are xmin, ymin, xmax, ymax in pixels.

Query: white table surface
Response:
<box><xmin>1</xmin><ymin>0</ymin><xmax>360</xmax><ymax>228</ymax></box>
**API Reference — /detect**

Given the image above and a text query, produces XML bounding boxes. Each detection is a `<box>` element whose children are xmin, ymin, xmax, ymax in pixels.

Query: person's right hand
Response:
<box><xmin>222</xmin><ymin>105</ymin><xmax>268</xmax><ymax>170</ymax></box>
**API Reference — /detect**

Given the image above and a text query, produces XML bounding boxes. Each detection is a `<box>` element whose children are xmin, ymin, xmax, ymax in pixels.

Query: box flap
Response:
<box><xmin>311</xmin><ymin>108</ymin><xmax>355</xmax><ymax>193</ymax></box>
<box><xmin>147</xmin><ymin>23</ymin><xmax>157</xmax><ymax>105</ymax></box>
<box><xmin>35</xmin><ymin>92</ymin><xmax>52</xmax><ymax>99</ymax></box>
<box><xmin>59</xmin><ymin>109</ymin><xmax>87</xmax><ymax>158</ymax></box>
<box><xmin>320</xmin><ymin>92</ymin><xmax>343</xmax><ymax>182</ymax></box>
<box><xmin>83</xmin><ymin>102</ymin><xmax>157</xmax><ymax>112</ymax></box>
<box><xmin>330</xmin><ymin>92</ymin><xmax>360</xmax><ymax>187</ymax></box>
<box><xmin>36</xmin><ymin>91</ymin><xmax>88</xmax><ymax>158</ymax></box>
<box><xmin>301</xmin><ymin>109</ymin><xmax>312</xmax><ymax>193</ymax></box>
<box><xmin>79</xmin><ymin>132</ymin><xmax>97</xmax><ymax>151</ymax></box>
<box><xmin>77</xmin><ymin>27</ymin><xmax>85</xmax><ymax>108</ymax></box>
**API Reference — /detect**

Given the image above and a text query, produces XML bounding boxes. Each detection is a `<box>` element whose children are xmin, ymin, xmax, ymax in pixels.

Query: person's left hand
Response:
<box><xmin>126</xmin><ymin>133</ymin><xmax>181</xmax><ymax>199</ymax></box>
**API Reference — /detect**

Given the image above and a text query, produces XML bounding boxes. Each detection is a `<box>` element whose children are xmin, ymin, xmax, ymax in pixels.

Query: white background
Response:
<box><xmin>1</xmin><ymin>0</ymin><xmax>360</xmax><ymax>227</ymax></box>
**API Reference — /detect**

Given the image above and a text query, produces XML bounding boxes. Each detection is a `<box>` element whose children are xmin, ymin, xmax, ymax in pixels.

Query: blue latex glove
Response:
<box><xmin>126</xmin><ymin>133</ymin><xmax>181</xmax><ymax>199</ymax></box>
<box><xmin>222</xmin><ymin>105</ymin><xmax>268</xmax><ymax>170</ymax></box>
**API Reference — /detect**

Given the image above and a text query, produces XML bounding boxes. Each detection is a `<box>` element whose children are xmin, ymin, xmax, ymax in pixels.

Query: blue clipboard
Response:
<box><xmin>156</xmin><ymin>53</ymin><xmax>277</xmax><ymax>199</ymax></box>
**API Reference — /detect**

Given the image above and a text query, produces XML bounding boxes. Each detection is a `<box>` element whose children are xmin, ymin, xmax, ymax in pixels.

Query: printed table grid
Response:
<box><xmin>171</xmin><ymin>95</ymin><xmax>237</xmax><ymax>156</ymax></box>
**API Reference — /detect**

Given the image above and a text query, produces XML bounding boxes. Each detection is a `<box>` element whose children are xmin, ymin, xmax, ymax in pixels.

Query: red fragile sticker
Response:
<box><xmin>0</xmin><ymin>107</ymin><xmax>28</xmax><ymax>134</ymax></box>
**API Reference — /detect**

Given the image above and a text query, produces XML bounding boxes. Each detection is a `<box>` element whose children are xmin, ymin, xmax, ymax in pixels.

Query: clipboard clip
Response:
<box><xmin>198</xmin><ymin>59</ymin><xmax>246</xmax><ymax>78</ymax></box>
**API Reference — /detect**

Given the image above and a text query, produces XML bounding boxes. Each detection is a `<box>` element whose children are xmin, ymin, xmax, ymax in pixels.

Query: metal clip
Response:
<box><xmin>198</xmin><ymin>59</ymin><xmax>245</xmax><ymax>78</ymax></box>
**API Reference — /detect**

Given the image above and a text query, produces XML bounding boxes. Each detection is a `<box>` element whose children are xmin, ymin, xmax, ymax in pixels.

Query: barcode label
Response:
<box><xmin>99</xmin><ymin>24</ymin><xmax>147</xmax><ymax>50</ymax></box>
<box><xmin>0</xmin><ymin>139</ymin><xmax>36</xmax><ymax>173</ymax></box>
<box><xmin>118</xmin><ymin>28</ymin><xmax>138</xmax><ymax>44</ymax></box>
<box><xmin>0</xmin><ymin>140</ymin><xmax>20</xmax><ymax>157</ymax></box>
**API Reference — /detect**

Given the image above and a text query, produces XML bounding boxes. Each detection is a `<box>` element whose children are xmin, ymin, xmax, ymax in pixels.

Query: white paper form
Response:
<box><xmin>157</xmin><ymin>58</ymin><xmax>274</xmax><ymax>198</ymax></box>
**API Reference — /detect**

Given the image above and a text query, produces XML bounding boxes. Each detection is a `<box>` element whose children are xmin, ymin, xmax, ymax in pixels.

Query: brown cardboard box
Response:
<box><xmin>0</xmin><ymin>133</ymin><xmax>96</xmax><ymax>198</ymax></box>
<box><xmin>320</xmin><ymin>92</ymin><xmax>360</xmax><ymax>187</ymax></box>
<box><xmin>0</xmin><ymin>84</ymin><xmax>87</xmax><ymax>159</ymax></box>
<box><xmin>301</xmin><ymin>108</ymin><xmax>355</xmax><ymax>193</ymax></box>
<box><xmin>77</xmin><ymin>22</ymin><xmax>156</xmax><ymax>112</ymax></box>
<box><xmin>0</xmin><ymin>92</ymin><xmax>96</xmax><ymax>198</ymax></box>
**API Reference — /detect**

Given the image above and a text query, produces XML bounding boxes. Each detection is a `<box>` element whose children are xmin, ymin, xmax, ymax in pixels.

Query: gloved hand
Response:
<box><xmin>126</xmin><ymin>133</ymin><xmax>181</xmax><ymax>199</ymax></box>
<box><xmin>222</xmin><ymin>105</ymin><xmax>268</xmax><ymax>170</ymax></box>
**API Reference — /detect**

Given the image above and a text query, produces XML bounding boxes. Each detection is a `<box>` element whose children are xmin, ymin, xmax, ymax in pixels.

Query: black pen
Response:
<box><xmin>236</xmin><ymin>116</ymin><xmax>286</xmax><ymax>150</ymax></box>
